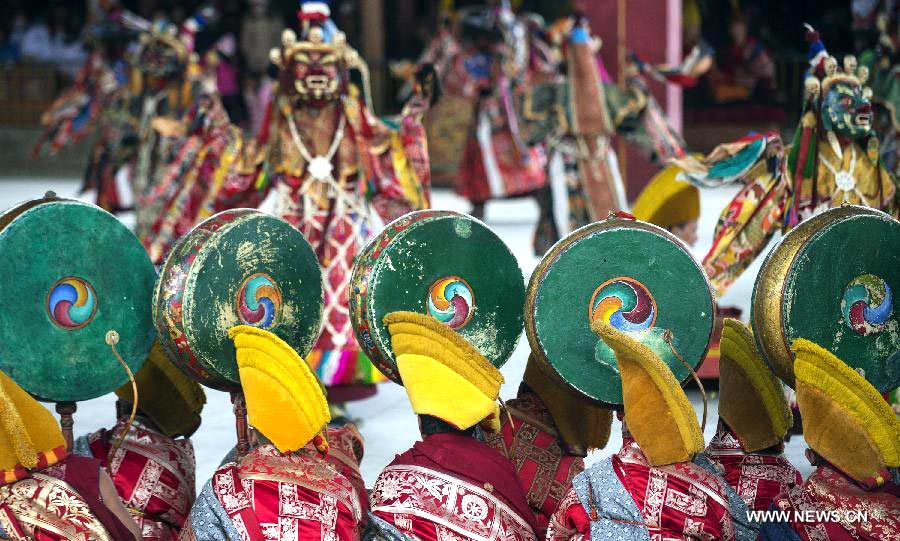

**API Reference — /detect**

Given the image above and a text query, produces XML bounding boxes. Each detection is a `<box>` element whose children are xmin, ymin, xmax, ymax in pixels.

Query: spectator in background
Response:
<box><xmin>680</xmin><ymin>0</ymin><xmax>714</xmax><ymax>82</ymax></box>
<box><xmin>241</xmin><ymin>0</ymin><xmax>282</xmax><ymax>134</ymax></box>
<box><xmin>0</xmin><ymin>26</ymin><xmax>19</xmax><ymax>65</ymax></box>
<box><xmin>709</xmin><ymin>14</ymin><xmax>777</xmax><ymax>104</ymax></box>
<box><xmin>19</xmin><ymin>3</ymin><xmax>86</xmax><ymax>78</ymax></box>
<box><xmin>216</xmin><ymin>33</ymin><xmax>248</xmax><ymax>126</ymax></box>
<box><xmin>851</xmin><ymin>0</ymin><xmax>893</xmax><ymax>51</ymax></box>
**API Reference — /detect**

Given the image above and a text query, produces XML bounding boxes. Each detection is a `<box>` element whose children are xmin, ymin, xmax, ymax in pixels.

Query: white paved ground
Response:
<box><xmin>0</xmin><ymin>177</ymin><xmax>811</xmax><ymax>488</ymax></box>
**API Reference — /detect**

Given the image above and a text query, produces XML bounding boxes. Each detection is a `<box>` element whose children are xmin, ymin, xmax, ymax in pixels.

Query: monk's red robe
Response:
<box><xmin>183</xmin><ymin>444</ymin><xmax>364</xmax><ymax>541</ymax></box>
<box><xmin>484</xmin><ymin>389</ymin><xmax>583</xmax><ymax>536</ymax></box>
<box><xmin>83</xmin><ymin>418</ymin><xmax>196</xmax><ymax>540</ymax></box>
<box><xmin>764</xmin><ymin>463</ymin><xmax>899</xmax><ymax>541</ymax></box>
<box><xmin>704</xmin><ymin>423</ymin><xmax>802</xmax><ymax>512</ymax></box>
<box><xmin>370</xmin><ymin>432</ymin><xmax>540</xmax><ymax>541</ymax></box>
<box><xmin>0</xmin><ymin>455</ymin><xmax>138</xmax><ymax>540</ymax></box>
<box><xmin>322</xmin><ymin>424</ymin><xmax>368</xmax><ymax>516</ymax></box>
<box><xmin>548</xmin><ymin>438</ymin><xmax>736</xmax><ymax>540</ymax></box>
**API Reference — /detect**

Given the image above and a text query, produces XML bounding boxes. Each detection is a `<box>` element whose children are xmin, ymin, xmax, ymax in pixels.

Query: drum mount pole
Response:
<box><xmin>56</xmin><ymin>401</ymin><xmax>77</xmax><ymax>451</ymax></box>
<box><xmin>231</xmin><ymin>391</ymin><xmax>250</xmax><ymax>459</ymax></box>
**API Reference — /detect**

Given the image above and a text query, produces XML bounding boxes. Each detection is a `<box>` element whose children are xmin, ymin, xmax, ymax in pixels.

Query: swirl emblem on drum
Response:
<box><xmin>47</xmin><ymin>277</ymin><xmax>97</xmax><ymax>330</ymax></box>
<box><xmin>589</xmin><ymin>277</ymin><xmax>657</xmax><ymax>331</ymax></box>
<box><xmin>841</xmin><ymin>274</ymin><xmax>893</xmax><ymax>336</ymax></box>
<box><xmin>427</xmin><ymin>276</ymin><xmax>474</xmax><ymax>329</ymax></box>
<box><xmin>237</xmin><ymin>273</ymin><xmax>283</xmax><ymax>329</ymax></box>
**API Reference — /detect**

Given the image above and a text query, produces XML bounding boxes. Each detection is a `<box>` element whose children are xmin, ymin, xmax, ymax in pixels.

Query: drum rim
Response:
<box><xmin>0</xmin><ymin>194</ymin><xmax>68</xmax><ymax>232</ymax></box>
<box><xmin>154</xmin><ymin>208</ymin><xmax>265</xmax><ymax>391</ymax></box>
<box><xmin>525</xmin><ymin>215</ymin><xmax>716</xmax><ymax>407</ymax></box>
<box><xmin>752</xmin><ymin>204</ymin><xmax>892</xmax><ymax>388</ymax></box>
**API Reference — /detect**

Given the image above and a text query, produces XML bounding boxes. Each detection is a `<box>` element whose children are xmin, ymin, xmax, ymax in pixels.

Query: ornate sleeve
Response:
<box><xmin>367</xmin><ymin>105</ymin><xmax>431</xmax><ymax>222</ymax></box>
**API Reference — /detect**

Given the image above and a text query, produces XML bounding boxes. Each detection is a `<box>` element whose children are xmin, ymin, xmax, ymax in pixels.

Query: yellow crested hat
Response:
<box><xmin>0</xmin><ymin>370</ymin><xmax>67</xmax><ymax>485</ymax></box>
<box><xmin>523</xmin><ymin>355</ymin><xmax>612</xmax><ymax>454</ymax></box>
<box><xmin>631</xmin><ymin>163</ymin><xmax>700</xmax><ymax>229</ymax></box>
<box><xmin>718</xmin><ymin>319</ymin><xmax>792</xmax><ymax>453</ymax></box>
<box><xmin>116</xmin><ymin>341</ymin><xmax>206</xmax><ymax>438</ymax></box>
<box><xmin>385</xmin><ymin>311</ymin><xmax>504</xmax><ymax>432</ymax></box>
<box><xmin>229</xmin><ymin>326</ymin><xmax>330</xmax><ymax>454</ymax></box>
<box><xmin>792</xmin><ymin>339</ymin><xmax>900</xmax><ymax>488</ymax></box>
<box><xmin>592</xmin><ymin>319</ymin><xmax>704</xmax><ymax>466</ymax></box>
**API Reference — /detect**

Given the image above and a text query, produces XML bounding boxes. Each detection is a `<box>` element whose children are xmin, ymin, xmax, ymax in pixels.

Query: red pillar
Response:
<box><xmin>579</xmin><ymin>0</ymin><xmax>683</xmax><ymax>201</ymax></box>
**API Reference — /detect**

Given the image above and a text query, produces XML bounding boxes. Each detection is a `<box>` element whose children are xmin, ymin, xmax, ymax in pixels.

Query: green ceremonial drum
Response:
<box><xmin>350</xmin><ymin>210</ymin><xmax>526</xmax><ymax>383</ymax></box>
<box><xmin>154</xmin><ymin>209</ymin><xmax>324</xmax><ymax>390</ymax></box>
<box><xmin>753</xmin><ymin>205</ymin><xmax>900</xmax><ymax>391</ymax></box>
<box><xmin>526</xmin><ymin>216</ymin><xmax>716</xmax><ymax>406</ymax></box>
<box><xmin>0</xmin><ymin>196</ymin><xmax>156</xmax><ymax>401</ymax></box>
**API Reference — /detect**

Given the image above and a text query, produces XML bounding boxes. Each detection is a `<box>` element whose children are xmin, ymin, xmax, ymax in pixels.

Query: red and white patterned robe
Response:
<box><xmin>182</xmin><ymin>443</ymin><xmax>365</xmax><ymax>541</ymax></box>
<box><xmin>370</xmin><ymin>432</ymin><xmax>540</xmax><ymax>541</ymax></box>
<box><xmin>704</xmin><ymin>423</ymin><xmax>802</xmax><ymax>513</ymax></box>
<box><xmin>547</xmin><ymin>438</ymin><xmax>736</xmax><ymax>541</ymax></box>
<box><xmin>761</xmin><ymin>464</ymin><xmax>900</xmax><ymax>541</ymax></box>
<box><xmin>0</xmin><ymin>455</ymin><xmax>140</xmax><ymax>541</ymax></box>
<box><xmin>79</xmin><ymin>418</ymin><xmax>197</xmax><ymax>540</ymax></box>
<box><xmin>483</xmin><ymin>389</ymin><xmax>584</xmax><ymax>537</ymax></box>
<box><xmin>321</xmin><ymin>424</ymin><xmax>368</xmax><ymax>516</ymax></box>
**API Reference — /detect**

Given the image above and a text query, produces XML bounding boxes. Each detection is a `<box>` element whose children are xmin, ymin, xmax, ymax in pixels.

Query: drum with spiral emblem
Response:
<box><xmin>0</xmin><ymin>195</ymin><xmax>156</xmax><ymax>401</ymax></box>
<box><xmin>525</xmin><ymin>214</ymin><xmax>716</xmax><ymax>406</ymax></box>
<box><xmin>154</xmin><ymin>209</ymin><xmax>324</xmax><ymax>390</ymax></box>
<box><xmin>350</xmin><ymin>210</ymin><xmax>526</xmax><ymax>383</ymax></box>
<box><xmin>752</xmin><ymin>205</ymin><xmax>900</xmax><ymax>391</ymax></box>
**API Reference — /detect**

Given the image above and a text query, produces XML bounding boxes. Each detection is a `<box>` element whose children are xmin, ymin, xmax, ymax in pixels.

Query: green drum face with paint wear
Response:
<box><xmin>526</xmin><ymin>217</ymin><xmax>715</xmax><ymax>406</ymax></box>
<box><xmin>753</xmin><ymin>206</ymin><xmax>900</xmax><ymax>391</ymax></box>
<box><xmin>0</xmin><ymin>197</ymin><xmax>156</xmax><ymax>401</ymax></box>
<box><xmin>154</xmin><ymin>209</ymin><xmax>324</xmax><ymax>390</ymax></box>
<box><xmin>350</xmin><ymin>210</ymin><xmax>526</xmax><ymax>383</ymax></box>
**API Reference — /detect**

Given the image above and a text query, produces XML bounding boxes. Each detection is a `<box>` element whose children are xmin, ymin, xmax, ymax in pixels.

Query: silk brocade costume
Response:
<box><xmin>370</xmin><ymin>432</ymin><xmax>540</xmax><ymax>541</ymax></box>
<box><xmin>483</xmin><ymin>388</ymin><xmax>584</xmax><ymax>537</ymax></box>
<box><xmin>701</xmin><ymin>424</ymin><xmax>802</xmax><ymax>513</ymax></box>
<box><xmin>547</xmin><ymin>438</ymin><xmax>736</xmax><ymax>541</ymax></box>
<box><xmin>761</xmin><ymin>464</ymin><xmax>900</xmax><ymax>541</ymax></box>
<box><xmin>75</xmin><ymin>418</ymin><xmax>197</xmax><ymax>540</ymax></box>
<box><xmin>0</xmin><ymin>455</ymin><xmax>138</xmax><ymax>541</ymax></box>
<box><xmin>181</xmin><ymin>442</ymin><xmax>365</xmax><ymax>541</ymax></box>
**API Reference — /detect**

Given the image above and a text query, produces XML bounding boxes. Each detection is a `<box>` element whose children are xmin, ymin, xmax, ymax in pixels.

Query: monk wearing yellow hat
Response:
<box><xmin>760</xmin><ymin>340</ymin><xmax>900</xmax><ymax>540</ymax></box>
<box><xmin>0</xmin><ymin>369</ymin><xmax>142</xmax><ymax>540</ymax></box>
<box><xmin>367</xmin><ymin>312</ymin><xmax>541</xmax><ymax>541</ymax></box>
<box><xmin>631</xmin><ymin>163</ymin><xmax>701</xmax><ymax>247</ymax></box>
<box><xmin>180</xmin><ymin>326</ymin><xmax>366</xmax><ymax>540</ymax></box>
<box><xmin>547</xmin><ymin>321</ymin><xmax>735</xmax><ymax>541</ymax></box>
<box><xmin>483</xmin><ymin>356</ymin><xmax>613</xmax><ymax>538</ymax></box>
<box><xmin>693</xmin><ymin>320</ymin><xmax>802</xmax><ymax>540</ymax></box>
<box><xmin>74</xmin><ymin>341</ymin><xmax>206</xmax><ymax>540</ymax></box>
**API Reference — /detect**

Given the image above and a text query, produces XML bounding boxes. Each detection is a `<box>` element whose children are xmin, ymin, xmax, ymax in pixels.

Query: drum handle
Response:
<box><xmin>55</xmin><ymin>401</ymin><xmax>77</xmax><ymax>451</ymax></box>
<box><xmin>662</xmin><ymin>330</ymin><xmax>707</xmax><ymax>433</ymax></box>
<box><xmin>105</xmin><ymin>330</ymin><xmax>139</xmax><ymax>466</ymax></box>
<box><xmin>231</xmin><ymin>391</ymin><xmax>250</xmax><ymax>459</ymax></box>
